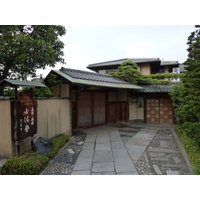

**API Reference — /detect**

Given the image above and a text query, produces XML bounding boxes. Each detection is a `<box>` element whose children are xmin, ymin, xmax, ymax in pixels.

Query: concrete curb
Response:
<box><xmin>171</xmin><ymin>126</ymin><xmax>193</xmax><ymax>174</ymax></box>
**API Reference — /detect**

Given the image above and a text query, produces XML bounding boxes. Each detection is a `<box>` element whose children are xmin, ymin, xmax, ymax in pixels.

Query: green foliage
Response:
<box><xmin>169</xmin><ymin>83</ymin><xmax>186</xmax><ymax>124</ymax></box>
<box><xmin>32</xmin><ymin>87</ymin><xmax>53</xmax><ymax>97</ymax></box>
<box><xmin>3</xmin><ymin>87</ymin><xmax>53</xmax><ymax>97</ymax></box>
<box><xmin>175</xmin><ymin>125</ymin><xmax>200</xmax><ymax>174</ymax></box>
<box><xmin>1</xmin><ymin>134</ymin><xmax>69</xmax><ymax>175</ymax></box>
<box><xmin>4</xmin><ymin>88</ymin><xmax>15</xmax><ymax>96</ymax></box>
<box><xmin>110</xmin><ymin>61</ymin><xmax>142</xmax><ymax>84</ymax></box>
<box><xmin>0</xmin><ymin>25</ymin><xmax>66</xmax><ymax>95</ymax></box>
<box><xmin>170</xmin><ymin>25</ymin><xmax>200</xmax><ymax>139</ymax></box>
<box><xmin>44</xmin><ymin>73</ymin><xmax>62</xmax><ymax>89</ymax></box>
<box><xmin>143</xmin><ymin>73</ymin><xmax>183</xmax><ymax>80</ymax></box>
<box><xmin>46</xmin><ymin>134</ymin><xmax>69</xmax><ymax>160</ymax></box>
<box><xmin>1</xmin><ymin>152</ymin><xmax>49</xmax><ymax>175</ymax></box>
<box><xmin>110</xmin><ymin>60</ymin><xmax>180</xmax><ymax>85</ymax></box>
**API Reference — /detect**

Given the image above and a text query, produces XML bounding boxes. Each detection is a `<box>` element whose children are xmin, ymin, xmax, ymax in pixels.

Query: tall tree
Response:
<box><xmin>170</xmin><ymin>25</ymin><xmax>200</xmax><ymax>140</ymax></box>
<box><xmin>0</xmin><ymin>25</ymin><xmax>66</xmax><ymax>95</ymax></box>
<box><xmin>181</xmin><ymin>25</ymin><xmax>200</xmax><ymax>137</ymax></box>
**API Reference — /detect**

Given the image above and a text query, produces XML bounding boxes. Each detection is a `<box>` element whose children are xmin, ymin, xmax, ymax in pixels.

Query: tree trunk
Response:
<box><xmin>0</xmin><ymin>86</ymin><xmax>4</xmax><ymax>96</ymax></box>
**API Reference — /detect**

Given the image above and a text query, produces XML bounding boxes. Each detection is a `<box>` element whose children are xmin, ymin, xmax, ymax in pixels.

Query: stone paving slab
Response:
<box><xmin>95</xmin><ymin>143</ymin><xmax>111</xmax><ymax>151</ymax></box>
<box><xmin>78</xmin><ymin>149</ymin><xmax>94</xmax><ymax>157</ymax></box>
<box><xmin>71</xmin><ymin>170</ymin><xmax>91</xmax><ymax>175</ymax></box>
<box><xmin>166</xmin><ymin>170</ymin><xmax>179</xmax><ymax>175</ymax></box>
<box><xmin>111</xmin><ymin>141</ymin><xmax>125</xmax><ymax>149</ymax></box>
<box><xmin>85</xmin><ymin>137</ymin><xmax>96</xmax><ymax>143</ymax></box>
<box><xmin>73</xmin><ymin>156</ymin><xmax>93</xmax><ymax>171</ymax></box>
<box><xmin>112</xmin><ymin>148</ymin><xmax>130</xmax><ymax>158</ymax></box>
<box><xmin>115</xmin><ymin>157</ymin><xmax>137</xmax><ymax>173</ymax></box>
<box><xmin>153</xmin><ymin>165</ymin><xmax>162</xmax><ymax>175</ymax></box>
<box><xmin>91</xmin><ymin>172</ymin><xmax>116</xmax><ymax>175</ymax></box>
<box><xmin>126</xmin><ymin>145</ymin><xmax>147</xmax><ymax>163</ymax></box>
<box><xmin>91</xmin><ymin>162</ymin><xmax>115</xmax><ymax>172</ymax></box>
<box><xmin>96</xmin><ymin>137</ymin><xmax>110</xmax><ymax>143</ymax></box>
<box><xmin>117</xmin><ymin>172</ymin><xmax>139</xmax><ymax>175</ymax></box>
<box><xmin>82</xmin><ymin>142</ymin><xmax>95</xmax><ymax>150</ymax></box>
<box><xmin>110</xmin><ymin>134</ymin><xmax>121</xmax><ymax>142</ymax></box>
<box><xmin>93</xmin><ymin>150</ymin><xmax>113</xmax><ymax>162</ymax></box>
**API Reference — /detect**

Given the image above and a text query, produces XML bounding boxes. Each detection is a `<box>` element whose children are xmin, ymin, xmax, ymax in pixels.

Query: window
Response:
<box><xmin>151</xmin><ymin>66</ymin><xmax>164</xmax><ymax>74</ymax></box>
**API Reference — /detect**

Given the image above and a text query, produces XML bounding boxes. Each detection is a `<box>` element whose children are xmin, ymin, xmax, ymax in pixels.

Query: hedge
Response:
<box><xmin>175</xmin><ymin>125</ymin><xmax>200</xmax><ymax>175</ymax></box>
<box><xmin>1</xmin><ymin>134</ymin><xmax>69</xmax><ymax>175</ymax></box>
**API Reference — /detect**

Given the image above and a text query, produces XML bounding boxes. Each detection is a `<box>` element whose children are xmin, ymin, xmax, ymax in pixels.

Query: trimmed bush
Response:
<box><xmin>46</xmin><ymin>134</ymin><xmax>69</xmax><ymax>159</ymax></box>
<box><xmin>1</xmin><ymin>134</ymin><xmax>70</xmax><ymax>175</ymax></box>
<box><xmin>1</xmin><ymin>152</ymin><xmax>49</xmax><ymax>175</ymax></box>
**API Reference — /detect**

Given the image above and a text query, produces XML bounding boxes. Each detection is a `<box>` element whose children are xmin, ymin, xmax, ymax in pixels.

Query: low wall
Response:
<box><xmin>0</xmin><ymin>98</ymin><xmax>13</xmax><ymax>158</ymax></box>
<box><xmin>0</xmin><ymin>97</ymin><xmax>71</xmax><ymax>158</ymax></box>
<box><xmin>36</xmin><ymin>98</ymin><xmax>71</xmax><ymax>139</ymax></box>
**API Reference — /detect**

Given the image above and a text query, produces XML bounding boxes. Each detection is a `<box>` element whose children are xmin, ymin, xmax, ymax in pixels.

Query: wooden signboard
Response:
<box><xmin>14</xmin><ymin>90</ymin><xmax>37</xmax><ymax>142</ymax></box>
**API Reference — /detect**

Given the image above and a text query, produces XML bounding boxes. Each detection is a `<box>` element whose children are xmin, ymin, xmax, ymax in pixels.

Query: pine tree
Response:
<box><xmin>180</xmin><ymin>25</ymin><xmax>200</xmax><ymax>138</ymax></box>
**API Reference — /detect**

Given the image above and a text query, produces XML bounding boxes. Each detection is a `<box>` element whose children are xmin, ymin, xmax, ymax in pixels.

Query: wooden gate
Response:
<box><xmin>93</xmin><ymin>92</ymin><xmax>106</xmax><ymax>126</ymax></box>
<box><xmin>107</xmin><ymin>102</ymin><xmax>128</xmax><ymax>124</ymax></box>
<box><xmin>77</xmin><ymin>92</ymin><xmax>92</xmax><ymax>127</ymax></box>
<box><xmin>145</xmin><ymin>98</ymin><xmax>174</xmax><ymax>123</ymax></box>
<box><xmin>107</xmin><ymin>102</ymin><xmax>117</xmax><ymax>124</ymax></box>
<box><xmin>77</xmin><ymin>91</ymin><xmax>106</xmax><ymax>128</ymax></box>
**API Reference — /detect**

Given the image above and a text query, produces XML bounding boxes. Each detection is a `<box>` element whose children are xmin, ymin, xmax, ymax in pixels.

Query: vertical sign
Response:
<box><xmin>14</xmin><ymin>90</ymin><xmax>37</xmax><ymax>142</ymax></box>
<box><xmin>172</xmin><ymin>68</ymin><xmax>180</xmax><ymax>83</ymax></box>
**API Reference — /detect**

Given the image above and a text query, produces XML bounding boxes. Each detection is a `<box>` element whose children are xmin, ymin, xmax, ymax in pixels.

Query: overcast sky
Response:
<box><xmin>37</xmin><ymin>25</ymin><xmax>195</xmax><ymax>77</ymax></box>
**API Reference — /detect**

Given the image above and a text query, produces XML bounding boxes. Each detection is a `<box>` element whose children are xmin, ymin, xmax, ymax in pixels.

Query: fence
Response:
<box><xmin>0</xmin><ymin>97</ymin><xmax>71</xmax><ymax>158</ymax></box>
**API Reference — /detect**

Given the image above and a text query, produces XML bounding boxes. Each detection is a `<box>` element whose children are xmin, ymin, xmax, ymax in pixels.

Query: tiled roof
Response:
<box><xmin>48</xmin><ymin>68</ymin><xmax>143</xmax><ymax>90</ymax></box>
<box><xmin>0</xmin><ymin>79</ymin><xmax>47</xmax><ymax>88</ymax></box>
<box><xmin>60</xmin><ymin>67</ymin><xmax>130</xmax><ymax>84</ymax></box>
<box><xmin>134</xmin><ymin>84</ymin><xmax>173</xmax><ymax>93</ymax></box>
<box><xmin>87</xmin><ymin>58</ymin><xmax>160</xmax><ymax>68</ymax></box>
<box><xmin>160</xmin><ymin>61</ymin><xmax>179</xmax><ymax>66</ymax></box>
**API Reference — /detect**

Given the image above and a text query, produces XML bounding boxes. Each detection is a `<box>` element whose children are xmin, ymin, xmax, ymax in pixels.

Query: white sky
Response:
<box><xmin>1</xmin><ymin>0</ymin><xmax>198</xmax><ymax>79</ymax></box>
<box><xmin>37</xmin><ymin>25</ymin><xmax>195</xmax><ymax>77</ymax></box>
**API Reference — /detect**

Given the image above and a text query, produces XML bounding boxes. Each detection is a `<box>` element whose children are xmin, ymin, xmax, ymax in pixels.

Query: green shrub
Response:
<box><xmin>1</xmin><ymin>152</ymin><xmax>49</xmax><ymax>175</ymax></box>
<box><xmin>175</xmin><ymin>125</ymin><xmax>200</xmax><ymax>174</ymax></box>
<box><xmin>193</xmin><ymin>160</ymin><xmax>200</xmax><ymax>175</ymax></box>
<box><xmin>46</xmin><ymin>135</ymin><xmax>70</xmax><ymax>159</ymax></box>
<box><xmin>1</xmin><ymin>134</ymin><xmax>70</xmax><ymax>175</ymax></box>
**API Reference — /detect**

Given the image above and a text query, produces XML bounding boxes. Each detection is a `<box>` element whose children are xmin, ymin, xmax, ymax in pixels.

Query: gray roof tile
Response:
<box><xmin>87</xmin><ymin>58</ymin><xmax>160</xmax><ymax>68</ymax></box>
<box><xmin>60</xmin><ymin>67</ymin><xmax>130</xmax><ymax>84</ymax></box>
<box><xmin>134</xmin><ymin>84</ymin><xmax>173</xmax><ymax>93</ymax></box>
<box><xmin>160</xmin><ymin>61</ymin><xmax>179</xmax><ymax>66</ymax></box>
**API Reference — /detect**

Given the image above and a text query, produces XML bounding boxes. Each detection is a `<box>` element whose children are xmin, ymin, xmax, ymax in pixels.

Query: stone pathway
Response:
<box><xmin>121</xmin><ymin>127</ymin><xmax>191</xmax><ymax>175</ymax></box>
<box><xmin>41</xmin><ymin>124</ymin><xmax>192</xmax><ymax>175</ymax></box>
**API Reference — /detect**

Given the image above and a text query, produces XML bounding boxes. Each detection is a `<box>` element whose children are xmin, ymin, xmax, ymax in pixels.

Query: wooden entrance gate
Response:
<box><xmin>77</xmin><ymin>91</ymin><xmax>106</xmax><ymax>128</ymax></box>
<box><xmin>107</xmin><ymin>102</ymin><xmax>129</xmax><ymax>124</ymax></box>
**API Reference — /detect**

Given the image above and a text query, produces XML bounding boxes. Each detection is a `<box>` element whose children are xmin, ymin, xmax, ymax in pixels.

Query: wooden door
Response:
<box><xmin>93</xmin><ymin>92</ymin><xmax>106</xmax><ymax>126</ymax></box>
<box><xmin>117</xmin><ymin>102</ymin><xmax>128</xmax><ymax>123</ymax></box>
<box><xmin>107</xmin><ymin>102</ymin><xmax>117</xmax><ymax>124</ymax></box>
<box><xmin>77</xmin><ymin>92</ymin><xmax>92</xmax><ymax>127</ymax></box>
<box><xmin>146</xmin><ymin>98</ymin><xmax>173</xmax><ymax>123</ymax></box>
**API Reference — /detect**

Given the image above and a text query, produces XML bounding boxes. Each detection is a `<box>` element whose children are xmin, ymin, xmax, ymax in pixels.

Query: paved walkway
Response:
<box><xmin>41</xmin><ymin>124</ymin><xmax>192</xmax><ymax>175</ymax></box>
